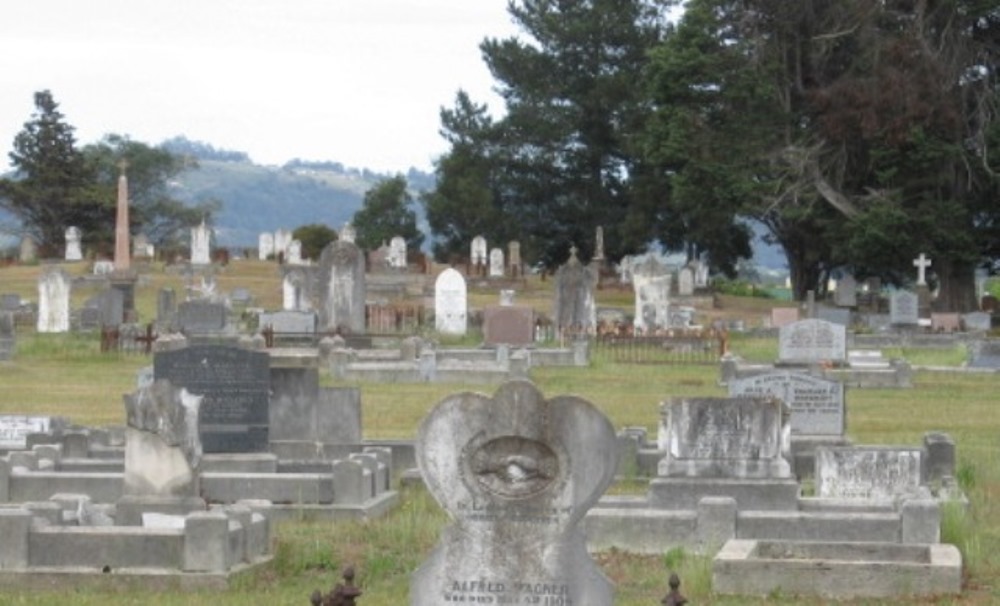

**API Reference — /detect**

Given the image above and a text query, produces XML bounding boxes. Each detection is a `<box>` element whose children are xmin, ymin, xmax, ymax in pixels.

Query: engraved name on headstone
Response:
<box><xmin>728</xmin><ymin>372</ymin><xmax>844</xmax><ymax>436</ymax></box>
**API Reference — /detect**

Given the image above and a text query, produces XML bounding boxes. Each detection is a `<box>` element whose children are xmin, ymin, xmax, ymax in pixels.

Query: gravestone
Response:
<box><xmin>553</xmin><ymin>247</ymin><xmax>597</xmax><ymax>333</ymax></box>
<box><xmin>963</xmin><ymin>312</ymin><xmax>991</xmax><ymax>332</ymax></box>
<box><xmin>434</xmin><ymin>268</ymin><xmax>467</xmax><ymax>336</ymax></box>
<box><xmin>770</xmin><ymin>307</ymin><xmax>800</xmax><ymax>328</ymax></box>
<box><xmin>411</xmin><ymin>380</ymin><xmax>617</xmax><ymax>606</ymax></box>
<box><xmin>778</xmin><ymin>319</ymin><xmax>847</xmax><ymax>365</ymax></box>
<box><xmin>388</xmin><ymin>236</ymin><xmax>407</xmax><ymax>269</ymax></box>
<box><xmin>815</xmin><ymin>446</ymin><xmax>924</xmax><ymax>500</ymax></box>
<box><xmin>968</xmin><ymin>340</ymin><xmax>1000</xmax><ymax>369</ymax></box>
<box><xmin>133</xmin><ymin>233</ymin><xmax>153</xmax><ymax>259</ymax></box>
<box><xmin>1</xmin><ymin>294</ymin><xmax>20</xmax><ymax>311</ymax></box>
<box><xmin>890</xmin><ymin>290</ymin><xmax>919</xmax><ymax>325</ymax></box>
<box><xmin>508</xmin><ymin>240</ymin><xmax>522</xmax><ymax>277</ymax></box>
<box><xmin>260</xmin><ymin>310</ymin><xmax>317</xmax><ymax>335</ymax></box>
<box><xmin>286</xmin><ymin>239</ymin><xmax>304</xmax><ymax>265</ymax></box>
<box><xmin>37</xmin><ymin>268</ymin><xmax>70</xmax><ymax>333</ymax></box>
<box><xmin>157</xmin><ymin>288</ymin><xmax>177</xmax><ymax>331</ymax></box>
<box><xmin>693</xmin><ymin>260</ymin><xmax>709</xmax><ymax>289</ymax></box>
<box><xmin>834</xmin><ymin>274</ymin><xmax>857</xmax><ymax>307</ymax></box>
<box><xmin>317</xmin><ymin>240</ymin><xmax>366</xmax><ymax>333</ymax></box>
<box><xmin>258</xmin><ymin>232</ymin><xmax>274</xmax><ymax>260</ymax></box>
<box><xmin>632</xmin><ymin>257</ymin><xmax>671</xmax><ymax>333</ymax></box>
<box><xmin>190</xmin><ymin>220</ymin><xmax>212</xmax><ymax>265</ymax></box>
<box><xmin>483</xmin><ymin>306</ymin><xmax>535</xmax><ymax>346</ymax></box>
<box><xmin>728</xmin><ymin>372</ymin><xmax>844</xmax><ymax>436</ymax></box>
<box><xmin>931</xmin><ymin>313</ymin><xmax>961</xmax><ymax>333</ymax></box>
<box><xmin>93</xmin><ymin>260</ymin><xmax>114</xmax><ymax>275</ymax></box>
<box><xmin>339</xmin><ymin>222</ymin><xmax>356</xmax><ymax>244</ymax></box>
<box><xmin>470</xmin><ymin>235</ymin><xmax>488</xmax><ymax>269</ymax></box>
<box><xmin>274</xmin><ymin>229</ymin><xmax>293</xmax><ymax>258</ymax></box>
<box><xmin>19</xmin><ymin>235</ymin><xmax>37</xmax><ymax>263</ymax></box>
<box><xmin>175</xmin><ymin>300</ymin><xmax>227</xmax><ymax>334</ymax></box>
<box><xmin>677</xmin><ymin>267</ymin><xmax>694</xmax><ymax>297</ymax></box>
<box><xmin>0</xmin><ymin>415</ymin><xmax>63</xmax><ymax>449</ymax></box>
<box><xmin>91</xmin><ymin>288</ymin><xmax>125</xmax><ymax>327</ymax></box>
<box><xmin>64</xmin><ymin>226</ymin><xmax>83</xmax><ymax>261</ymax></box>
<box><xmin>282</xmin><ymin>267</ymin><xmax>313</xmax><ymax>312</ymax></box>
<box><xmin>817</xmin><ymin>306</ymin><xmax>851</xmax><ymax>327</ymax></box>
<box><xmin>489</xmin><ymin>247</ymin><xmax>505</xmax><ymax>278</ymax></box>
<box><xmin>0</xmin><ymin>311</ymin><xmax>14</xmax><ymax>361</ymax></box>
<box><xmin>154</xmin><ymin>345</ymin><xmax>270</xmax><ymax>453</ymax></box>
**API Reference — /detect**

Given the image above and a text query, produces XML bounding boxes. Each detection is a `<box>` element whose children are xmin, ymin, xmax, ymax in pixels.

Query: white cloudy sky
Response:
<box><xmin>0</xmin><ymin>0</ymin><xmax>520</xmax><ymax>173</ymax></box>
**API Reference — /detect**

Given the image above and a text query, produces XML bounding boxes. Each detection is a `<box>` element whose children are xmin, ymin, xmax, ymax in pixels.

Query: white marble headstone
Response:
<box><xmin>471</xmin><ymin>235</ymin><xmax>488</xmax><ymax>266</ymax></box>
<box><xmin>388</xmin><ymin>236</ymin><xmax>407</xmax><ymax>269</ymax></box>
<box><xmin>37</xmin><ymin>268</ymin><xmax>70</xmax><ymax>333</ymax></box>
<box><xmin>434</xmin><ymin>268</ymin><xmax>467</xmax><ymax>336</ymax></box>
<box><xmin>190</xmin><ymin>221</ymin><xmax>212</xmax><ymax>265</ymax></box>
<box><xmin>64</xmin><ymin>226</ymin><xmax>83</xmax><ymax>261</ymax></box>
<box><xmin>258</xmin><ymin>233</ymin><xmax>275</xmax><ymax>260</ymax></box>
<box><xmin>489</xmin><ymin>247</ymin><xmax>505</xmax><ymax>277</ymax></box>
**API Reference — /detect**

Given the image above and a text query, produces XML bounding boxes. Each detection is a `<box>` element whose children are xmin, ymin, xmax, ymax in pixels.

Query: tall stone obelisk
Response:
<box><xmin>110</xmin><ymin>159</ymin><xmax>137</xmax><ymax>324</ymax></box>
<box><xmin>114</xmin><ymin>160</ymin><xmax>131</xmax><ymax>272</ymax></box>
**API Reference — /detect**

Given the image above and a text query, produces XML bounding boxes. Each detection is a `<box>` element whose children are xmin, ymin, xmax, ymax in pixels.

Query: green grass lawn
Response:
<box><xmin>1</xmin><ymin>262</ymin><xmax>999</xmax><ymax>604</ymax></box>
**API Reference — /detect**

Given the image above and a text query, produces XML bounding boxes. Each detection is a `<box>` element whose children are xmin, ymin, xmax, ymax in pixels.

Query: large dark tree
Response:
<box><xmin>0</xmin><ymin>90</ymin><xmax>104</xmax><ymax>255</ymax></box>
<box><xmin>353</xmin><ymin>176</ymin><xmax>424</xmax><ymax>252</ymax></box>
<box><xmin>428</xmin><ymin>0</ymin><xmax>676</xmax><ymax>268</ymax></box>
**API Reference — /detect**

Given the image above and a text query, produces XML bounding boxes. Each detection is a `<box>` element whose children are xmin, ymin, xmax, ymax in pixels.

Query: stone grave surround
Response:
<box><xmin>412</xmin><ymin>380</ymin><xmax>617</xmax><ymax>605</ymax></box>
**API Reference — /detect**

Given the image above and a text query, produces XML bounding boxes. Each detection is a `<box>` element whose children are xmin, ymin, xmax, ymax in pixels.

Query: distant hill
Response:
<box><xmin>162</xmin><ymin>137</ymin><xmax>435</xmax><ymax>247</ymax></box>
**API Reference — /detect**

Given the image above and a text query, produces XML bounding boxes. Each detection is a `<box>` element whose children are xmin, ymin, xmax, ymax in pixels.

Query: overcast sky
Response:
<box><xmin>0</xmin><ymin>0</ymin><xmax>520</xmax><ymax>173</ymax></box>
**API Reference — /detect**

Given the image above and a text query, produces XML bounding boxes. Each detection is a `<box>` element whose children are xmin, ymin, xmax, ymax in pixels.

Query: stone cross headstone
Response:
<box><xmin>190</xmin><ymin>220</ymin><xmax>212</xmax><ymax>265</ymax></box>
<box><xmin>114</xmin><ymin>163</ymin><xmax>132</xmax><ymax>271</ymax></box>
<box><xmin>913</xmin><ymin>253</ymin><xmax>932</xmax><ymax>286</ymax></box>
<box><xmin>258</xmin><ymin>232</ymin><xmax>275</xmax><ymax>260</ymax></box>
<box><xmin>154</xmin><ymin>345</ymin><xmax>270</xmax><ymax>453</ymax></box>
<box><xmin>677</xmin><ymin>267</ymin><xmax>694</xmax><ymax>297</ymax></box>
<box><xmin>388</xmin><ymin>236</ymin><xmax>407</xmax><ymax>269</ymax></box>
<box><xmin>434</xmin><ymin>268</ymin><xmax>467</xmax><ymax>336</ymax></box>
<box><xmin>19</xmin><ymin>235</ymin><xmax>37</xmax><ymax>263</ymax></box>
<box><xmin>488</xmin><ymin>247</ymin><xmax>505</xmax><ymax>278</ymax></box>
<box><xmin>471</xmin><ymin>235</ymin><xmax>488</xmax><ymax>268</ymax></box>
<box><xmin>64</xmin><ymin>226</ymin><xmax>83</xmax><ymax>261</ymax></box>
<box><xmin>411</xmin><ymin>380</ymin><xmax>617</xmax><ymax>605</ymax></box>
<box><xmin>777</xmin><ymin>319</ymin><xmax>847</xmax><ymax>365</ymax></box>
<box><xmin>339</xmin><ymin>222</ymin><xmax>356</xmax><ymax>244</ymax></box>
<box><xmin>508</xmin><ymin>240</ymin><xmax>522</xmax><ymax>277</ymax></box>
<box><xmin>286</xmin><ymin>239</ymin><xmax>304</xmax><ymax>265</ymax></box>
<box><xmin>553</xmin><ymin>246</ymin><xmax>597</xmax><ymax>333</ymax></box>
<box><xmin>728</xmin><ymin>372</ymin><xmax>845</xmax><ymax>436</ymax></box>
<box><xmin>318</xmin><ymin>240</ymin><xmax>366</xmax><ymax>333</ymax></box>
<box><xmin>834</xmin><ymin>274</ymin><xmax>857</xmax><ymax>307</ymax></box>
<box><xmin>890</xmin><ymin>290</ymin><xmax>919</xmax><ymax>325</ymax></box>
<box><xmin>37</xmin><ymin>268</ymin><xmax>70</xmax><ymax>333</ymax></box>
<box><xmin>631</xmin><ymin>256</ymin><xmax>671</xmax><ymax>333</ymax></box>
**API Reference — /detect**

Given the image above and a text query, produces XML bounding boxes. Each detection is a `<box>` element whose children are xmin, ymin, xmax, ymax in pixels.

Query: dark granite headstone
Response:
<box><xmin>153</xmin><ymin>345</ymin><xmax>270</xmax><ymax>452</ymax></box>
<box><xmin>176</xmin><ymin>300</ymin><xmax>227</xmax><ymax>334</ymax></box>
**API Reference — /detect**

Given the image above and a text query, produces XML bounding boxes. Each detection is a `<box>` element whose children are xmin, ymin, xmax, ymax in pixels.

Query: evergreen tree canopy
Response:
<box><xmin>353</xmin><ymin>176</ymin><xmax>424</xmax><ymax>253</ymax></box>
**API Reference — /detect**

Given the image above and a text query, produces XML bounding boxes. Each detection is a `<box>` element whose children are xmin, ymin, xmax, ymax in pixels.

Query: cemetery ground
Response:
<box><xmin>0</xmin><ymin>261</ymin><xmax>998</xmax><ymax>604</ymax></box>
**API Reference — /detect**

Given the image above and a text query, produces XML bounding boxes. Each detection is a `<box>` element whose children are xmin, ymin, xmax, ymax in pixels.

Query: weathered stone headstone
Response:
<box><xmin>388</xmin><ymin>236</ymin><xmax>407</xmax><ymax>269</ymax></box>
<box><xmin>968</xmin><ymin>340</ymin><xmax>1000</xmax><ymax>369</ymax></box>
<box><xmin>508</xmin><ymin>240</ymin><xmax>522</xmax><ymax>277</ymax></box>
<box><xmin>778</xmin><ymin>319</ymin><xmax>847</xmax><ymax>365</ymax></box>
<box><xmin>489</xmin><ymin>247</ymin><xmax>505</xmax><ymax>278</ymax></box>
<box><xmin>411</xmin><ymin>380</ymin><xmax>617</xmax><ymax>605</ymax></box>
<box><xmin>471</xmin><ymin>235</ymin><xmax>488</xmax><ymax>269</ymax></box>
<box><xmin>157</xmin><ymin>288</ymin><xmax>177</xmax><ymax>331</ymax></box>
<box><xmin>154</xmin><ymin>345</ymin><xmax>270</xmax><ymax>453</ymax></box>
<box><xmin>273</xmin><ymin>228</ymin><xmax>293</xmax><ymax>258</ymax></box>
<box><xmin>286</xmin><ymin>239</ymin><xmax>304</xmax><ymax>265</ymax></box>
<box><xmin>37</xmin><ymin>268</ymin><xmax>70</xmax><ymax>333</ymax></box>
<box><xmin>693</xmin><ymin>259</ymin><xmax>709</xmax><ymax>288</ymax></box>
<box><xmin>677</xmin><ymin>267</ymin><xmax>694</xmax><ymax>297</ymax></box>
<box><xmin>632</xmin><ymin>256</ymin><xmax>671</xmax><ymax>333</ymax></box>
<box><xmin>770</xmin><ymin>307</ymin><xmax>800</xmax><ymax>328</ymax></box>
<box><xmin>339</xmin><ymin>222</ymin><xmax>356</xmax><ymax>244</ymax></box>
<box><xmin>728</xmin><ymin>372</ymin><xmax>844</xmax><ymax>436</ymax></box>
<box><xmin>815</xmin><ymin>446</ymin><xmax>924</xmax><ymax>500</ymax></box>
<box><xmin>282</xmin><ymin>267</ymin><xmax>313</xmax><ymax>312</ymax></box>
<box><xmin>175</xmin><ymin>300</ymin><xmax>227</xmax><ymax>334</ymax></box>
<box><xmin>1</xmin><ymin>294</ymin><xmax>20</xmax><ymax>311</ymax></box>
<box><xmin>434</xmin><ymin>268</ymin><xmax>467</xmax><ymax>336</ymax></box>
<box><xmin>834</xmin><ymin>274</ymin><xmax>857</xmax><ymax>307</ymax></box>
<box><xmin>657</xmin><ymin>397</ymin><xmax>792</xmax><ymax>479</ymax></box>
<box><xmin>317</xmin><ymin>240</ymin><xmax>366</xmax><ymax>333</ymax></box>
<box><xmin>930</xmin><ymin>312</ymin><xmax>961</xmax><ymax>333</ymax></box>
<box><xmin>258</xmin><ymin>232</ymin><xmax>274</xmax><ymax>260</ymax></box>
<box><xmin>0</xmin><ymin>415</ymin><xmax>62</xmax><ymax>449</ymax></box>
<box><xmin>64</xmin><ymin>226</ymin><xmax>82</xmax><ymax>261</ymax></box>
<box><xmin>483</xmin><ymin>306</ymin><xmax>535</xmax><ymax>346</ymax></box>
<box><xmin>19</xmin><ymin>235</ymin><xmax>37</xmax><ymax>263</ymax></box>
<box><xmin>817</xmin><ymin>306</ymin><xmax>851</xmax><ymax>327</ymax></box>
<box><xmin>92</xmin><ymin>288</ymin><xmax>125</xmax><ymax>327</ymax></box>
<box><xmin>0</xmin><ymin>311</ymin><xmax>14</xmax><ymax>361</ymax></box>
<box><xmin>190</xmin><ymin>220</ymin><xmax>212</xmax><ymax>265</ymax></box>
<box><xmin>962</xmin><ymin>312</ymin><xmax>991</xmax><ymax>332</ymax></box>
<box><xmin>260</xmin><ymin>310</ymin><xmax>317</xmax><ymax>335</ymax></box>
<box><xmin>890</xmin><ymin>290</ymin><xmax>919</xmax><ymax>325</ymax></box>
<box><xmin>553</xmin><ymin>247</ymin><xmax>597</xmax><ymax>334</ymax></box>
<box><xmin>133</xmin><ymin>233</ymin><xmax>153</xmax><ymax>259</ymax></box>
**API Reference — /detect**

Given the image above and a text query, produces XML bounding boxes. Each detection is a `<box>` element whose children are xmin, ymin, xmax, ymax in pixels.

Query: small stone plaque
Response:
<box><xmin>154</xmin><ymin>345</ymin><xmax>270</xmax><ymax>453</ymax></box>
<box><xmin>778</xmin><ymin>319</ymin><xmax>847</xmax><ymax>364</ymax></box>
<box><xmin>259</xmin><ymin>310</ymin><xmax>316</xmax><ymax>334</ymax></box>
<box><xmin>962</xmin><ymin>312</ymin><xmax>991</xmax><ymax>332</ymax></box>
<box><xmin>930</xmin><ymin>313</ymin><xmax>961</xmax><ymax>333</ymax></box>
<box><xmin>816</xmin><ymin>446</ymin><xmax>924</xmax><ymax>500</ymax></box>
<box><xmin>728</xmin><ymin>372</ymin><xmax>844</xmax><ymax>436</ymax></box>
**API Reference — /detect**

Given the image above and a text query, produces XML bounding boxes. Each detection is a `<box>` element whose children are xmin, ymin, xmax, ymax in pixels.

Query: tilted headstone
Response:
<box><xmin>728</xmin><ymin>372</ymin><xmax>844</xmax><ymax>436</ymax></box>
<box><xmin>317</xmin><ymin>240</ymin><xmax>366</xmax><ymax>333</ymax></box>
<box><xmin>890</xmin><ymin>290</ymin><xmax>919</xmax><ymax>325</ymax></box>
<box><xmin>64</xmin><ymin>226</ymin><xmax>83</xmax><ymax>261</ymax></box>
<box><xmin>411</xmin><ymin>380</ymin><xmax>617</xmax><ymax>605</ymax></box>
<box><xmin>815</xmin><ymin>446</ymin><xmax>924</xmax><ymax>500</ymax></box>
<box><xmin>434</xmin><ymin>268</ymin><xmax>468</xmax><ymax>336</ymax></box>
<box><xmin>258</xmin><ymin>232</ymin><xmax>275</xmax><ymax>260</ymax></box>
<box><xmin>778</xmin><ymin>319</ymin><xmax>847</xmax><ymax>365</ymax></box>
<box><xmin>190</xmin><ymin>221</ymin><xmax>212</xmax><ymax>265</ymax></box>
<box><xmin>470</xmin><ymin>235</ymin><xmax>488</xmax><ymax>267</ymax></box>
<box><xmin>657</xmin><ymin>397</ymin><xmax>792</xmax><ymax>479</ymax></box>
<box><xmin>154</xmin><ymin>345</ymin><xmax>270</xmax><ymax>453</ymax></box>
<box><xmin>631</xmin><ymin>256</ymin><xmax>671</xmax><ymax>333</ymax></box>
<box><xmin>553</xmin><ymin>247</ymin><xmax>597</xmax><ymax>333</ymax></box>
<box><xmin>37</xmin><ymin>268</ymin><xmax>70</xmax><ymax>333</ymax></box>
<box><xmin>489</xmin><ymin>247</ymin><xmax>505</xmax><ymax>278</ymax></box>
<box><xmin>123</xmin><ymin>379</ymin><xmax>203</xmax><ymax>497</ymax></box>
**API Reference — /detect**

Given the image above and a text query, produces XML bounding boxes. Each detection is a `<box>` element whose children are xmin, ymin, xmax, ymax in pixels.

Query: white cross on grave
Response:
<box><xmin>913</xmin><ymin>253</ymin><xmax>932</xmax><ymax>286</ymax></box>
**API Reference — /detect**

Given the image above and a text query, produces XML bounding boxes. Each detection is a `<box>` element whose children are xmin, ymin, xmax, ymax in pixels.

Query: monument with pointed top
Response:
<box><xmin>114</xmin><ymin>160</ymin><xmax>131</xmax><ymax>272</ymax></box>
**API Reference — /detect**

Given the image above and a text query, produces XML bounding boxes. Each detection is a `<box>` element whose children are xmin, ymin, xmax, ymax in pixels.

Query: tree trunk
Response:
<box><xmin>933</xmin><ymin>257</ymin><xmax>978</xmax><ymax>313</ymax></box>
